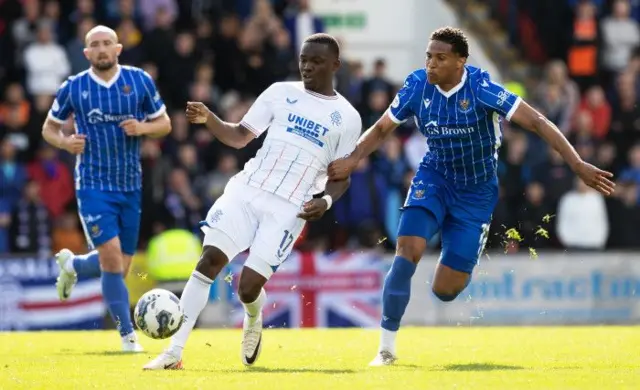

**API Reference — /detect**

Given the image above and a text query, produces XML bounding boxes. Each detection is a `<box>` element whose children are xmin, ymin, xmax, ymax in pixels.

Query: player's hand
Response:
<box><xmin>61</xmin><ymin>134</ymin><xmax>86</xmax><ymax>154</ymax></box>
<box><xmin>120</xmin><ymin>119</ymin><xmax>146</xmax><ymax>136</ymax></box>
<box><xmin>574</xmin><ymin>160</ymin><xmax>616</xmax><ymax>196</ymax></box>
<box><xmin>185</xmin><ymin>101</ymin><xmax>209</xmax><ymax>124</ymax></box>
<box><xmin>297</xmin><ymin>199</ymin><xmax>329</xmax><ymax>221</ymax></box>
<box><xmin>327</xmin><ymin>156</ymin><xmax>358</xmax><ymax>181</ymax></box>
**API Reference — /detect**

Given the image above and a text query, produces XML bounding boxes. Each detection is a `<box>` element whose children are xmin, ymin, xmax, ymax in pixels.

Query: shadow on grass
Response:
<box><xmin>187</xmin><ymin>367</ymin><xmax>358</xmax><ymax>374</ymax></box>
<box><xmin>58</xmin><ymin>351</ymin><xmax>143</xmax><ymax>356</ymax></box>
<box><xmin>434</xmin><ymin>363</ymin><xmax>524</xmax><ymax>371</ymax></box>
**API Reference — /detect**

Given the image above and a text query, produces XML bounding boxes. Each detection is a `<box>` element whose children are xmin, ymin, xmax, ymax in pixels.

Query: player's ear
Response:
<box><xmin>83</xmin><ymin>48</ymin><xmax>90</xmax><ymax>60</ymax></box>
<box><xmin>115</xmin><ymin>43</ymin><xmax>123</xmax><ymax>55</ymax></box>
<box><xmin>457</xmin><ymin>55</ymin><xmax>467</xmax><ymax>69</ymax></box>
<box><xmin>333</xmin><ymin>57</ymin><xmax>341</xmax><ymax>72</ymax></box>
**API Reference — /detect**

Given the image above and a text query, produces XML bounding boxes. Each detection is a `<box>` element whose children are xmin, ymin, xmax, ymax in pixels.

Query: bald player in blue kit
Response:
<box><xmin>327</xmin><ymin>27</ymin><xmax>615</xmax><ymax>366</ymax></box>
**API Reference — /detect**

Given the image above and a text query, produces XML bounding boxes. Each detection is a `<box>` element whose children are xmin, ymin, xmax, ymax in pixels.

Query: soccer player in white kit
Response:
<box><xmin>144</xmin><ymin>33</ymin><xmax>362</xmax><ymax>370</ymax></box>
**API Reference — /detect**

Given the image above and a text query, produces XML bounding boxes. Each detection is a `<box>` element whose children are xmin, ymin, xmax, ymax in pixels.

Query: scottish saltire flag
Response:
<box><xmin>226</xmin><ymin>251</ymin><xmax>386</xmax><ymax>328</ymax></box>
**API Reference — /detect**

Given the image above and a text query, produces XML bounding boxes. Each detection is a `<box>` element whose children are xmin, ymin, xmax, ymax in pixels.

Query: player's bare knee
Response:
<box><xmin>431</xmin><ymin>274</ymin><xmax>468</xmax><ymax>302</ymax></box>
<box><xmin>396</xmin><ymin>237</ymin><xmax>426</xmax><ymax>264</ymax></box>
<box><xmin>97</xmin><ymin>240</ymin><xmax>123</xmax><ymax>273</ymax></box>
<box><xmin>431</xmin><ymin>285</ymin><xmax>463</xmax><ymax>302</ymax></box>
<box><xmin>238</xmin><ymin>267</ymin><xmax>267</xmax><ymax>303</ymax></box>
<box><xmin>196</xmin><ymin>246</ymin><xmax>228</xmax><ymax>280</ymax></box>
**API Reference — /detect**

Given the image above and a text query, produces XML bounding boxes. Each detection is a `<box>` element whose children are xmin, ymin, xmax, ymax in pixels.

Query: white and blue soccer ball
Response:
<box><xmin>134</xmin><ymin>289</ymin><xmax>184</xmax><ymax>339</ymax></box>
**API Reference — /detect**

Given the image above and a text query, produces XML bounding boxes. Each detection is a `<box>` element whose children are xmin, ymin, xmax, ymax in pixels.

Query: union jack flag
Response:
<box><xmin>226</xmin><ymin>250</ymin><xmax>386</xmax><ymax>328</ymax></box>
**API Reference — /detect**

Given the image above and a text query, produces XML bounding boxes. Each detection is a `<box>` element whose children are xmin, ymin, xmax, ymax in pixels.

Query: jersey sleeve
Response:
<box><xmin>47</xmin><ymin>78</ymin><xmax>74</xmax><ymax>124</ymax></box>
<box><xmin>388</xmin><ymin>72</ymin><xmax>420</xmax><ymax>124</ymax></box>
<box><xmin>476</xmin><ymin>75</ymin><xmax>522</xmax><ymax>121</ymax></box>
<box><xmin>140</xmin><ymin>70</ymin><xmax>166</xmax><ymax>120</ymax></box>
<box><xmin>240</xmin><ymin>84</ymin><xmax>278</xmax><ymax>137</ymax></box>
<box><xmin>335</xmin><ymin>110</ymin><xmax>362</xmax><ymax>159</ymax></box>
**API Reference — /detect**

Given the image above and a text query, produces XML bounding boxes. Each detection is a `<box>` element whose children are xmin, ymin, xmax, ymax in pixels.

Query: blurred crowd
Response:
<box><xmin>0</xmin><ymin>0</ymin><xmax>638</xmax><ymax>259</ymax></box>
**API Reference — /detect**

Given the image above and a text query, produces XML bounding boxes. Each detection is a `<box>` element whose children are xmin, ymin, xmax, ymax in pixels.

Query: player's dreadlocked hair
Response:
<box><xmin>304</xmin><ymin>33</ymin><xmax>340</xmax><ymax>58</ymax></box>
<box><xmin>431</xmin><ymin>27</ymin><xmax>469</xmax><ymax>58</ymax></box>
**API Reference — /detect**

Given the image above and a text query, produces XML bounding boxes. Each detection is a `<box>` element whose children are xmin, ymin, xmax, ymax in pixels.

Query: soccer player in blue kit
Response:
<box><xmin>327</xmin><ymin>27</ymin><xmax>615</xmax><ymax>366</ymax></box>
<box><xmin>41</xmin><ymin>26</ymin><xmax>171</xmax><ymax>351</ymax></box>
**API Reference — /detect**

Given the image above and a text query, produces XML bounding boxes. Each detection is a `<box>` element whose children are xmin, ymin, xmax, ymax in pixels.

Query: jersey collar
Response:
<box><xmin>88</xmin><ymin>65</ymin><xmax>122</xmax><ymax>88</ymax></box>
<box><xmin>435</xmin><ymin>68</ymin><xmax>467</xmax><ymax>98</ymax></box>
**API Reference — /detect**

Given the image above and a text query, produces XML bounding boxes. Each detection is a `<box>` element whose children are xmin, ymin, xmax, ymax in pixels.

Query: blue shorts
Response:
<box><xmin>397</xmin><ymin>166</ymin><xmax>498</xmax><ymax>274</ymax></box>
<box><xmin>76</xmin><ymin>189</ymin><xmax>141</xmax><ymax>256</ymax></box>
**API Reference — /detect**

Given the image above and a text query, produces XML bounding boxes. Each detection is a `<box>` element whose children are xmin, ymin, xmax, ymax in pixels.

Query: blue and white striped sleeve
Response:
<box><xmin>140</xmin><ymin>70</ymin><xmax>166</xmax><ymax>120</ymax></box>
<box><xmin>47</xmin><ymin>78</ymin><xmax>74</xmax><ymax>124</ymax></box>
<box><xmin>388</xmin><ymin>72</ymin><xmax>420</xmax><ymax>124</ymax></box>
<box><xmin>476</xmin><ymin>75</ymin><xmax>522</xmax><ymax>121</ymax></box>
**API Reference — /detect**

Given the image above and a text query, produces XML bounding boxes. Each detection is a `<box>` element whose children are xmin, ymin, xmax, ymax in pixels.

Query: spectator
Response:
<box><xmin>9</xmin><ymin>180</ymin><xmax>51</xmax><ymax>257</ymax></box>
<box><xmin>619</xmin><ymin>143</ymin><xmax>640</xmax><ymax>204</ymax></box>
<box><xmin>556</xmin><ymin>177</ymin><xmax>609</xmax><ymax>250</ymax></box>
<box><xmin>283</xmin><ymin>0</ymin><xmax>325</xmax><ymax>54</ymax></box>
<box><xmin>0</xmin><ymin>137</ymin><xmax>27</xmax><ymax>211</ymax></box>
<box><xmin>26</xmin><ymin>143</ymin><xmax>74</xmax><ymax>219</ymax></box>
<box><xmin>600</xmin><ymin>0</ymin><xmax>640</xmax><ymax>84</ymax></box>
<box><xmin>23</xmin><ymin>20</ymin><xmax>70</xmax><ymax>96</ymax></box>
<box><xmin>578</xmin><ymin>85</ymin><xmax>611</xmax><ymax>139</ymax></box>
<box><xmin>534</xmin><ymin>60</ymin><xmax>580</xmax><ymax>134</ymax></box>
<box><xmin>66</xmin><ymin>17</ymin><xmax>95</xmax><ymax>75</ymax></box>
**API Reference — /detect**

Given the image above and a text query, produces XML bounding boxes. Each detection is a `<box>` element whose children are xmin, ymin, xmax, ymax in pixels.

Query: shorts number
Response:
<box><xmin>276</xmin><ymin>230</ymin><xmax>294</xmax><ymax>258</ymax></box>
<box><xmin>477</xmin><ymin>223</ymin><xmax>490</xmax><ymax>260</ymax></box>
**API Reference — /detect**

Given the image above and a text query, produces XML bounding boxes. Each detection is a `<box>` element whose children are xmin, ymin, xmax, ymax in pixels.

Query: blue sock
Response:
<box><xmin>73</xmin><ymin>251</ymin><xmax>101</xmax><ymax>278</ymax></box>
<box><xmin>101</xmin><ymin>271</ymin><xmax>133</xmax><ymax>336</ymax></box>
<box><xmin>381</xmin><ymin>256</ymin><xmax>417</xmax><ymax>331</ymax></box>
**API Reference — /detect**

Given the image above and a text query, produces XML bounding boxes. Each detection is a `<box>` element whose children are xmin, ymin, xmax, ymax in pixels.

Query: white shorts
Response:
<box><xmin>200</xmin><ymin>180</ymin><xmax>306</xmax><ymax>279</ymax></box>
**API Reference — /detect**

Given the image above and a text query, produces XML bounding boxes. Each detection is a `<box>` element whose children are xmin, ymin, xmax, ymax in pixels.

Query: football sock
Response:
<box><xmin>380</xmin><ymin>256</ymin><xmax>416</xmax><ymax>352</ymax></box>
<box><xmin>101</xmin><ymin>271</ymin><xmax>133</xmax><ymax>336</ymax></box>
<box><xmin>70</xmin><ymin>251</ymin><xmax>101</xmax><ymax>277</ymax></box>
<box><xmin>380</xmin><ymin>328</ymin><xmax>398</xmax><ymax>355</ymax></box>
<box><xmin>242</xmin><ymin>288</ymin><xmax>267</xmax><ymax>326</ymax></box>
<box><xmin>169</xmin><ymin>271</ymin><xmax>213</xmax><ymax>355</ymax></box>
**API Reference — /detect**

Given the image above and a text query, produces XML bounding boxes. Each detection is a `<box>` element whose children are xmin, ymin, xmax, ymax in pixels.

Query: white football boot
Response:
<box><xmin>122</xmin><ymin>332</ymin><xmax>144</xmax><ymax>353</ymax></box>
<box><xmin>55</xmin><ymin>249</ymin><xmax>77</xmax><ymax>301</ymax></box>
<box><xmin>143</xmin><ymin>350</ymin><xmax>183</xmax><ymax>370</ymax></box>
<box><xmin>369</xmin><ymin>350</ymin><xmax>398</xmax><ymax>366</ymax></box>
<box><xmin>241</xmin><ymin>313</ymin><xmax>263</xmax><ymax>366</ymax></box>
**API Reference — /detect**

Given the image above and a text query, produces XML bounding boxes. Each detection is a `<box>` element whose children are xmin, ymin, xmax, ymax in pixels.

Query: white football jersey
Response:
<box><xmin>234</xmin><ymin>82</ymin><xmax>362</xmax><ymax>207</ymax></box>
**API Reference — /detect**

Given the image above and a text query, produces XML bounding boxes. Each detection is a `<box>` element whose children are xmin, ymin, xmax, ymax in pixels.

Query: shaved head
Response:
<box><xmin>85</xmin><ymin>25</ymin><xmax>118</xmax><ymax>46</ymax></box>
<box><xmin>83</xmin><ymin>25</ymin><xmax>121</xmax><ymax>71</ymax></box>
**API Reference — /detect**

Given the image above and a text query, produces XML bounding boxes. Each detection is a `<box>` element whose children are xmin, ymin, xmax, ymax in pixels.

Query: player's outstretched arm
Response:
<box><xmin>42</xmin><ymin>117</ymin><xmax>86</xmax><ymax>155</ymax></box>
<box><xmin>327</xmin><ymin>113</ymin><xmax>399</xmax><ymax>181</ymax></box>
<box><xmin>186</xmin><ymin>101</ymin><xmax>255</xmax><ymax>149</ymax></box>
<box><xmin>510</xmin><ymin>101</ymin><xmax>615</xmax><ymax>196</ymax></box>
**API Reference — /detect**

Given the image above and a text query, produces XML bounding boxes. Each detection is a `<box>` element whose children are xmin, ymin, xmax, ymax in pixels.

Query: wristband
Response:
<box><xmin>322</xmin><ymin>194</ymin><xmax>333</xmax><ymax>210</ymax></box>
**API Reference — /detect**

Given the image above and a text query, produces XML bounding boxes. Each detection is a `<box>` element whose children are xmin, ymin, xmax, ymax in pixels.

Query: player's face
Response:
<box><xmin>299</xmin><ymin>42</ymin><xmax>340</xmax><ymax>92</ymax></box>
<box><xmin>425</xmin><ymin>40</ymin><xmax>465</xmax><ymax>85</ymax></box>
<box><xmin>83</xmin><ymin>31</ymin><xmax>122</xmax><ymax>71</ymax></box>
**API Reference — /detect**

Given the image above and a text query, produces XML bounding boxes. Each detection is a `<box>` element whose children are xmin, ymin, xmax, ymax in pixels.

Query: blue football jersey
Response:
<box><xmin>47</xmin><ymin>65</ymin><xmax>166</xmax><ymax>192</ymax></box>
<box><xmin>389</xmin><ymin>65</ymin><xmax>521</xmax><ymax>186</ymax></box>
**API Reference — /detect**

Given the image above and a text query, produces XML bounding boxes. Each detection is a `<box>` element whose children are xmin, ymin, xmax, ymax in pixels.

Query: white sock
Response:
<box><xmin>168</xmin><ymin>271</ymin><xmax>213</xmax><ymax>355</ymax></box>
<box><xmin>379</xmin><ymin>328</ymin><xmax>397</xmax><ymax>355</ymax></box>
<box><xmin>242</xmin><ymin>288</ymin><xmax>266</xmax><ymax>326</ymax></box>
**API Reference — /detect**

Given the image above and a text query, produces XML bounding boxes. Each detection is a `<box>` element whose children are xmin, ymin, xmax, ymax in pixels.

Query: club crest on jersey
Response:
<box><xmin>330</xmin><ymin>111</ymin><xmax>342</xmax><ymax>127</ymax></box>
<box><xmin>121</xmin><ymin>84</ymin><xmax>132</xmax><ymax>95</ymax></box>
<box><xmin>412</xmin><ymin>189</ymin><xmax>425</xmax><ymax>200</ymax></box>
<box><xmin>458</xmin><ymin>98</ymin><xmax>472</xmax><ymax>114</ymax></box>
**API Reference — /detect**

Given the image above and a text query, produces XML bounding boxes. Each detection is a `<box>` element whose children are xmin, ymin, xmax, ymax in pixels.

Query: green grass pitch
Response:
<box><xmin>1</xmin><ymin>327</ymin><xmax>638</xmax><ymax>389</ymax></box>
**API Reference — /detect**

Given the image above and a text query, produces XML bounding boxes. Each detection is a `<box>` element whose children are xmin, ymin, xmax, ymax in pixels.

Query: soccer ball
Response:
<box><xmin>134</xmin><ymin>289</ymin><xmax>184</xmax><ymax>339</ymax></box>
